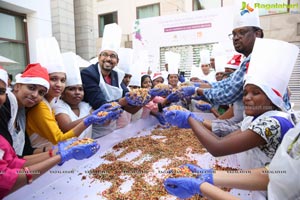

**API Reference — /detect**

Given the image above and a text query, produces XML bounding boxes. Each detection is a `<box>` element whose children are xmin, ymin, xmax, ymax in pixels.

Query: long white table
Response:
<box><xmin>5</xmin><ymin>115</ymin><xmax>255</xmax><ymax>200</ymax></box>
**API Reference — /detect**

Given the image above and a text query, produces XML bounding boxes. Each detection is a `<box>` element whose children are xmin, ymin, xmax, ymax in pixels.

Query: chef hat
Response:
<box><xmin>226</xmin><ymin>54</ymin><xmax>242</xmax><ymax>70</ymax></box>
<box><xmin>214</xmin><ymin>56</ymin><xmax>227</xmax><ymax>73</ymax></box>
<box><xmin>245</xmin><ymin>38</ymin><xmax>299</xmax><ymax>111</ymax></box>
<box><xmin>152</xmin><ymin>72</ymin><xmax>164</xmax><ymax>82</ymax></box>
<box><xmin>200</xmin><ymin>49</ymin><xmax>210</xmax><ymax>65</ymax></box>
<box><xmin>211</xmin><ymin>43</ymin><xmax>225</xmax><ymax>58</ymax></box>
<box><xmin>129</xmin><ymin>63</ymin><xmax>142</xmax><ymax>87</ymax></box>
<box><xmin>233</xmin><ymin>0</ymin><xmax>261</xmax><ymax>29</ymax></box>
<box><xmin>117</xmin><ymin>48</ymin><xmax>134</xmax><ymax>74</ymax></box>
<box><xmin>61</xmin><ymin>52</ymin><xmax>82</xmax><ymax>87</ymax></box>
<box><xmin>36</xmin><ymin>37</ymin><xmax>66</xmax><ymax>74</ymax></box>
<box><xmin>190</xmin><ymin>65</ymin><xmax>203</xmax><ymax>78</ymax></box>
<box><xmin>100</xmin><ymin>23</ymin><xmax>122</xmax><ymax>54</ymax></box>
<box><xmin>0</xmin><ymin>66</ymin><xmax>8</xmax><ymax>86</ymax></box>
<box><xmin>15</xmin><ymin>63</ymin><xmax>50</xmax><ymax>91</ymax></box>
<box><xmin>129</xmin><ymin>51</ymin><xmax>149</xmax><ymax>87</ymax></box>
<box><xmin>165</xmin><ymin>51</ymin><xmax>180</xmax><ymax>75</ymax></box>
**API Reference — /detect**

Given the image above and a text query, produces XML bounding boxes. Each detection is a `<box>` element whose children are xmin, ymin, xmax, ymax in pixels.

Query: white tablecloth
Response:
<box><xmin>5</xmin><ymin>115</ymin><xmax>255</xmax><ymax>200</ymax></box>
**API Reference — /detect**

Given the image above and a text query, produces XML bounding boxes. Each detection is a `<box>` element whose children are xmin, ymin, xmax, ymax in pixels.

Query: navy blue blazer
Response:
<box><xmin>81</xmin><ymin>63</ymin><xmax>128</xmax><ymax>109</ymax></box>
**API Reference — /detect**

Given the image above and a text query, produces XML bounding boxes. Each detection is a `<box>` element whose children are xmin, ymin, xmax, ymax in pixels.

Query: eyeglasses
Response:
<box><xmin>100</xmin><ymin>52</ymin><xmax>118</xmax><ymax>59</ymax></box>
<box><xmin>228</xmin><ymin>28</ymin><xmax>253</xmax><ymax>40</ymax></box>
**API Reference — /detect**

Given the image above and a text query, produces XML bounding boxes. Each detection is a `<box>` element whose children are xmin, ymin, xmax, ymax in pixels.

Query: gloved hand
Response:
<box><xmin>149</xmin><ymin>88</ymin><xmax>171</xmax><ymax>97</ymax></box>
<box><xmin>195</xmin><ymin>103</ymin><xmax>212</xmax><ymax>111</ymax></box>
<box><xmin>179</xmin><ymin>74</ymin><xmax>185</xmax><ymax>83</ymax></box>
<box><xmin>163</xmin><ymin>108</ymin><xmax>203</xmax><ymax>128</ymax></box>
<box><xmin>92</xmin><ymin>103</ymin><xmax>121</xmax><ymax>115</ymax></box>
<box><xmin>164</xmin><ymin>167</ymin><xmax>214</xmax><ymax>199</ymax></box>
<box><xmin>181</xmin><ymin>86</ymin><xmax>197</xmax><ymax>97</ymax></box>
<box><xmin>84</xmin><ymin>109</ymin><xmax>122</xmax><ymax>126</ymax></box>
<box><xmin>193</xmin><ymin>82</ymin><xmax>201</xmax><ymax>87</ymax></box>
<box><xmin>125</xmin><ymin>92</ymin><xmax>151</xmax><ymax>106</ymax></box>
<box><xmin>56</xmin><ymin>137</ymin><xmax>77</xmax><ymax>152</ymax></box>
<box><xmin>191</xmin><ymin>95</ymin><xmax>207</xmax><ymax>101</ymax></box>
<box><xmin>92</xmin><ymin>103</ymin><xmax>112</xmax><ymax>114</ymax></box>
<box><xmin>57</xmin><ymin>139</ymin><xmax>100</xmax><ymax>165</ymax></box>
<box><xmin>166</xmin><ymin>92</ymin><xmax>181</xmax><ymax>103</ymax></box>
<box><xmin>108</xmin><ymin>109</ymin><xmax>123</xmax><ymax>121</ymax></box>
<box><xmin>154</xmin><ymin>112</ymin><xmax>167</xmax><ymax>125</ymax></box>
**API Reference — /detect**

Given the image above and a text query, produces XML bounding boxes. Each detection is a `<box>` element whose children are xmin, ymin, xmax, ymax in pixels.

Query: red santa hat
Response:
<box><xmin>15</xmin><ymin>63</ymin><xmax>50</xmax><ymax>91</ymax></box>
<box><xmin>152</xmin><ymin>72</ymin><xmax>164</xmax><ymax>82</ymax></box>
<box><xmin>226</xmin><ymin>54</ymin><xmax>242</xmax><ymax>70</ymax></box>
<box><xmin>0</xmin><ymin>66</ymin><xmax>8</xmax><ymax>86</ymax></box>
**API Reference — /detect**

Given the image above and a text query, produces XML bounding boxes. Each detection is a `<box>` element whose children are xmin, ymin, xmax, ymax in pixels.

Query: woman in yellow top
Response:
<box><xmin>26</xmin><ymin>64</ymin><xmax>121</xmax><ymax>148</ymax></box>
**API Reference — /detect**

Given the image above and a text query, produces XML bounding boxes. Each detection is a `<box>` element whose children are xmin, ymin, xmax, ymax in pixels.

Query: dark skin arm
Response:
<box><xmin>188</xmin><ymin>117</ymin><xmax>266</xmax><ymax>157</ymax></box>
<box><xmin>118</xmin><ymin>97</ymin><xmax>142</xmax><ymax>114</ymax></box>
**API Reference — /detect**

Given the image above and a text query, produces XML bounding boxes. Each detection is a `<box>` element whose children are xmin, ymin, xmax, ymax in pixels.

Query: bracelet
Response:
<box><xmin>48</xmin><ymin>149</ymin><xmax>53</xmax><ymax>157</ymax></box>
<box><xmin>23</xmin><ymin>167</ymin><xmax>33</xmax><ymax>184</ymax></box>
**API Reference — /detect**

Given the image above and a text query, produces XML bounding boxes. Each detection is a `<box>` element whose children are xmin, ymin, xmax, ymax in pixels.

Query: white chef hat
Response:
<box><xmin>0</xmin><ymin>66</ymin><xmax>8</xmax><ymax>86</ymax></box>
<box><xmin>61</xmin><ymin>52</ymin><xmax>82</xmax><ymax>87</ymax></box>
<box><xmin>190</xmin><ymin>65</ymin><xmax>203</xmax><ymax>78</ymax></box>
<box><xmin>100</xmin><ymin>23</ymin><xmax>122</xmax><ymax>54</ymax></box>
<box><xmin>35</xmin><ymin>37</ymin><xmax>65</xmax><ymax>74</ymax></box>
<box><xmin>116</xmin><ymin>48</ymin><xmax>134</xmax><ymax>75</ymax></box>
<box><xmin>200</xmin><ymin>49</ymin><xmax>210</xmax><ymax>65</ymax></box>
<box><xmin>129</xmin><ymin>51</ymin><xmax>150</xmax><ymax>87</ymax></box>
<box><xmin>214</xmin><ymin>55</ymin><xmax>227</xmax><ymax>73</ymax></box>
<box><xmin>245</xmin><ymin>38</ymin><xmax>299</xmax><ymax>111</ymax></box>
<box><xmin>233</xmin><ymin>0</ymin><xmax>261</xmax><ymax>29</ymax></box>
<box><xmin>129</xmin><ymin>62</ymin><xmax>142</xmax><ymax>87</ymax></box>
<box><xmin>165</xmin><ymin>51</ymin><xmax>180</xmax><ymax>75</ymax></box>
<box><xmin>211</xmin><ymin>43</ymin><xmax>225</xmax><ymax>58</ymax></box>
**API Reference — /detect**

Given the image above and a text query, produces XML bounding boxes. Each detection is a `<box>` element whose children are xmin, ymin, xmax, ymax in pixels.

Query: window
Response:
<box><xmin>193</xmin><ymin>0</ymin><xmax>222</xmax><ymax>11</ymax></box>
<box><xmin>0</xmin><ymin>8</ymin><xmax>28</xmax><ymax>78</ymax></box>
<box><xmin>137</xmin><ymin>3</ymin><xmax>160</xmax><ymax>19</ymax></box>
<box><xmin>98</xmin><ymin>12</ymin><xmax>118</xmax><ymax>37</ymax></box>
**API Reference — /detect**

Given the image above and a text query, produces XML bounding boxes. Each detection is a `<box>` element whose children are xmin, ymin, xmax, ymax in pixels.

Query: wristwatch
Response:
<box><xmin>23</xmin><ymin>167</ymin><xmax>33</xmax><ymax>184</ymax></box>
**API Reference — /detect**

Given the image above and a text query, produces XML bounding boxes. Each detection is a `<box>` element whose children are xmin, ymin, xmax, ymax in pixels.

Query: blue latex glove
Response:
<box><xmin>57</xmin><ymin>138</ymin><xmax>77</xmax><ymax>152</ymax></box>
<box><xmin>92</xmin><ymin>109</ymin><xmax>124</xmax><ymax>125</ymax></box>
<box><xmin>125</xmin><ymin>92</ymin><xmax>151</xmax><ymax>106</ymax></box>
<box><xmin>193</xmin><ymin>82</ymin><xmax>201</xmax><ymax>87</ymax></box>
<box><xmin>58</xmin><ymin>140</ymin><xmax>100</xmax><ymax>165</ymax></box>
<box><xmin>179</xmin><ymin>75</ymin><xmax>185</xmax><ymax>83</ymax></box>
<box><xmin>195</xmin><ymin>103</ymin><xmax>212</xmax><ymax>111</ymax></box>
<box><xmin>191</xmin><ymin>95</ymin><xmax>207</xmax><ymax>101</ymax></box>
<box><xmin>84</xmin><ymin>110</ymin><xmax>121</xmax><ymax>126</ymax></box>
<box><xmin>92</xmin><ymin>103</ymin><xmax>112</xmax><ymax>114</ymax></box>
<box><xmin>164</xmin><ymin>168</ymin><xmax>214</xmax><ymax>198</ymax></box>
<box><xmin>166</xmin><ymin>92</ymin><xmax>181</xmax><ymax>103</ymax></box>
<box><xmin>163</xmin><ymin>109</ymin><xmax>203</xmax><ymax>128</ymax></box>
<box><xmin>182</xmin><ymin>164</ymin><xmax>213</xmax><ymax>177</ymax></box>
<box><xmin>154</xmin><ymin>112</ymin><xmax>167</xmax><ymax>125</ymax></box>
<box><xmin>108</xmin><ymin>109</ymin><xmax>123</xmax><ymax>120</ymax></box>
<box><xmin>181</xmin><ymin>86</ymin><xmax>196</xmax><ymax>97</ymax></box>
<box><xmin>149</xmin><ymin>88</ymin><xmax>171</xmax><ymax>97</ymax></box>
